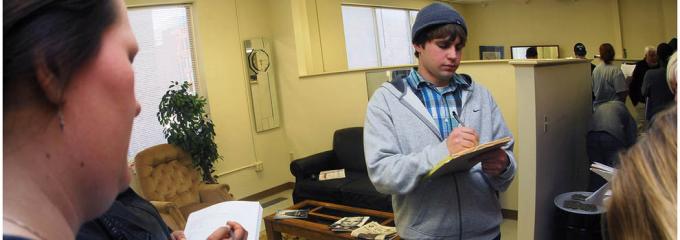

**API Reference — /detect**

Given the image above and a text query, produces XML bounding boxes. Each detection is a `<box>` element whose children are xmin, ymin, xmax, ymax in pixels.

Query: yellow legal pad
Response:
<box><xmin>427</xmin><ymin>137</ymin><xmax>512</xmax><ymax>178</ymax></box>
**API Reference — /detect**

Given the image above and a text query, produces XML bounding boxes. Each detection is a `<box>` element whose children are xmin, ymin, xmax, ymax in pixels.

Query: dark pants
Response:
<box><xmin>586</xmin><ymin>131</ymin><xmax>625</xmax><ymax>192</ymax></box>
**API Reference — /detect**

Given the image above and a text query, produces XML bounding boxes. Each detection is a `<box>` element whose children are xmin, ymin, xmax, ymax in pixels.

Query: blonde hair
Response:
<box><xmin>667</xmin><ymin>53</ymin><xmax>677</xmax><ymax>94</ymax></box>
<box><xmin>606</xmin><ymin>106</ymin><xmax>677</xmax><ymax>240</ymax></box>
<box><xmin>644</xmin><ymin>45</ymin><xmax>657</xmax><ymax>57</ymax></box>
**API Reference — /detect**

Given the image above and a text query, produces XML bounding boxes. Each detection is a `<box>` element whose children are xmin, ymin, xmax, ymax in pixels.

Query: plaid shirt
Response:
<box><xmin>404</xmin><ymin>68</ymin><xmax>470</xmax><ymax>139</ymax></box>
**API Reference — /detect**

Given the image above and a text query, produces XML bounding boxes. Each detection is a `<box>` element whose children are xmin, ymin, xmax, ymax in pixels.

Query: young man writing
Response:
<box><xmin>363</xmin><ymin>3</ymin><xmax>516</xmax><ymax>240</ymax></box>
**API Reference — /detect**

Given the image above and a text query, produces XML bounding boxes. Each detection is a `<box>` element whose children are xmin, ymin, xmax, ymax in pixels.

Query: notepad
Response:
<box><xmin>427</xmin><ymin>137</ymin><xmax>511</xmax><ymax>178</ymax></box>
<box><xmin>184</xmin><ymin>201</ymin><xmax>262</xmax><ymax>240</ymax></box>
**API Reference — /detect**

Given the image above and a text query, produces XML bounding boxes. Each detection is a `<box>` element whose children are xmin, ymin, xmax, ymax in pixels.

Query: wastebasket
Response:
<box><xmin>553</xmin><ymin>191</ymin><xmax>606</xmax><ymax>240</ymax></box>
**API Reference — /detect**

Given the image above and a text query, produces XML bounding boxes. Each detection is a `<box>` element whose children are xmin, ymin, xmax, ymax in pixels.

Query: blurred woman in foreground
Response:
<box><xmin>606</xmin><ymin>106</ymin><xmax>677</xmax><ymax>240</ymax></box>
<box><xmin>4</xmin><ymin>1</ymin><xmax>245</xmax><ymax>239</ymax></box>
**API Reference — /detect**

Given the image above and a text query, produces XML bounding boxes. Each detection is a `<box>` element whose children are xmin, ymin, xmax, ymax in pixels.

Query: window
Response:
<box><xmin>127</xmin><ymin>5</ymin><xmax>199</xmax><ymax>159</ymax></box>
<box><xmin>341</xmin><ymin>5</ymin><xmax>418</xmax><ymax>69</ymax></box>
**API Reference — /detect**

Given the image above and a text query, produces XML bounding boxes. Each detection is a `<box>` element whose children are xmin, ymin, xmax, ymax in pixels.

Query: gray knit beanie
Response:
<box><xmin>411</xmin><ymin>3</ymin><xmax>467</xmax><ymax>42</ymax></box>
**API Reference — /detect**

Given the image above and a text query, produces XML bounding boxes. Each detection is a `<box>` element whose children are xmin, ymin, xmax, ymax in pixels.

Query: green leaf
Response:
<box><xmin>157</xmin><ymin>81</ymin><xmax>222</xmax><ymax>183</ymax></box>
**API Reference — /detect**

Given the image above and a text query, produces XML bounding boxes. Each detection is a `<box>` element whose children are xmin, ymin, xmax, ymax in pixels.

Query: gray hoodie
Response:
<box><xmin>363</xmin><ymin>73</ymin><xmax>516</xmax><ymax>240</ymax></box>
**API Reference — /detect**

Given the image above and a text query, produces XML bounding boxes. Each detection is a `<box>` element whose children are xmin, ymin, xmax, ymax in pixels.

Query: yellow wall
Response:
<box><xmin>463</xmin><ymin>0</ymin><xmax>619</xmax><ymax>60</ymax></box>
<box><xmin>292</xmin><ymin>0</ymin><xmax>324</xmax><ymax>74</ymax></box>
<box><xmin>462</xmin><ymin>0</ymin><xmax>676</xmax><ymax>61</ymax></box>
<box><xmin>297</xmin><ymin>0</ymin><xmax>676</xmax><ymax>71</ymax></box>
<box><xmin>125</xmin><ymin>0</ymin><xmax>293</xmax><ymax>199</ymax></box>
<box><xmin>458</xmin><ymin>61</ymin><xmax>519</xmax><ymax>211</ymax></box>
<box><xmin>282</xmin><ymin>72</ymin><xmax>369</xmax><ymax>156</ymax></box>
<box><xmin>619</xmin><ymin>0</ymin><xmax>675</xmax><ymax>59</ymax></box>
<box><xmin>661</xmin><ymin>0</ymin><xmax>678</xmax><ymax>40</ymax></box>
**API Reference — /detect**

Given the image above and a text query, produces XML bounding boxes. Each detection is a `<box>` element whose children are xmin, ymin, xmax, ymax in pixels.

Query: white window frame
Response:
<box><xmin>126</xmin><ymin>4</ymin><xmax>207</xmax><ymax>160</ymax></box>
<box><xmin>342</xmin><ymin>4</ymin><xmax>419</xmax><ymax>69</ymax></box>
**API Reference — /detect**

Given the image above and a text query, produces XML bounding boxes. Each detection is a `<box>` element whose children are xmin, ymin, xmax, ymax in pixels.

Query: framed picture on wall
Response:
<box><xmin>479</xmin><ymin>46</ymin><xmax>504</xmax><ymax>60</ymax></box>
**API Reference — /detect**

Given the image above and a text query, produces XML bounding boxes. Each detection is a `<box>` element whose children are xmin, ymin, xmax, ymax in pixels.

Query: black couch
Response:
<box><xmin>290</xmin><ymin>127</ymin><xmax>392</xmax><ymax>212</ymax></box>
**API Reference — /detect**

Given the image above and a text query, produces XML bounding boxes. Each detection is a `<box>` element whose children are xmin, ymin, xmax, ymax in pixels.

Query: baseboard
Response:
<box><xmin>502</xmin><ymin>209</ymin><xmax>518</xmax><ymax>220</ymax></box>
<box><xmin>240</xmin><ymin>182</ymin><xmax>294</xmax><ymax>201</ymax></box>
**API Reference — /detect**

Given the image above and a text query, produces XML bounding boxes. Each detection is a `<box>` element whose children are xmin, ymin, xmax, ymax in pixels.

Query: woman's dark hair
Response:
<box><xmin>4</xmin><ymin>0</ymin><xmax>117</xmax><ymax>111</ymax></box>
<box><xmin>599</xmin><ymin>43</ymin><xmax>616</xmax><ymax>64</ymax></box>
<box><xmin>412</xmin><ymin>23</ymin><xmax>467</xmax><ymax>58</ymax></box>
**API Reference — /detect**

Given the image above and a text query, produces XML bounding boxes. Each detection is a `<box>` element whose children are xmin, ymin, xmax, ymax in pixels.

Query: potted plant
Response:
<box><xmin>157</xmin><ymin>81</ymin><xmax>221</xmax><ymax>183</ymax></box>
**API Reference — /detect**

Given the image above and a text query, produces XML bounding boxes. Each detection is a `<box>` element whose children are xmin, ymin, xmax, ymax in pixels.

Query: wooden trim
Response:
<box><xmin>299</xmin><ymin>64</ymin><xmax>415</xmax><ymax>78</ymax></box>
<box><xmin>241</xmin><ymin>182</ymin><xmax>519</xmax><ymax>221</ymax></box>
<box><xmin>502</xmin><ymin>209</ymin><xmax>518</xmax><ymax>220</ymax></box>
<box><xmin>239</xmin><ymin>182</ymin><xmax>294</xmax><ymax>201</ymax></box>
<box><xmin>509</xmin><ymin>58</ymin><xmax>588</xmax><ymax>66</ymax></box>
<box><xmin>341</xmin><ymin>3</ymin><xmax>420</xmax><ymax>11</ymax></box>
<box><xmin>126</xmin><ymin>1</ymin><xmax>193</xmax><ymax>8</ymax></box>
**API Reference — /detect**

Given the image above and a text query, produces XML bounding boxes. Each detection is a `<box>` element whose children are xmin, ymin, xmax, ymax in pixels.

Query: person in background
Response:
<box><xmin>630</xmin><ymin>46</ymin><xmax>658</xmax><ymax>106</ymax></box>
<box><xmin>667</xmin><ymin>53</ymin><xmax>677</xmax><ymax>98</ymax></box>
<box><xmin>669</xmin><ymin>37</ymin><xmax>677</xmax><ymax>52</ymax></box>
<box><xmin>585</xmin><ymin>101</ymin><xmax>636</xmax><ymax>192</ymax></box>
<box><xmin>364</xmin><ymin>3</ymin><xmax>515</xmax><ymax>240</ymax></box>
<box><xmin>606</xmin><ymin>106</ymin><xmax>676</xmax><ymax>240</ymax></box>
<box><xmin>592</xmin><ymin>43</ymin><xmax>627</xmax><ymax>106</ymax></box>
<box><xmin>3</xmin><ymin>1</ymin><xmax>246</xmax><ymax>239</ymax></box>
<box><xmin>526</xmin><ymin>46</ymin><xmax>538</xmax><ymax>59</ymax></box>
<box><xmin>641</xmin><ymin>43</ymin><xmax>674</xmax><ymax>121</ymax></box>
<box><xmin>574</xmin><ymin>42</ymin><xmax>595</xmax><ymax>72</ymax></box>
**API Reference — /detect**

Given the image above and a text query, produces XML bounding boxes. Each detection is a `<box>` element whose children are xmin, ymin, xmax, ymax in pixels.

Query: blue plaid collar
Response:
<box><xmin>406</xmin><ymin>68</ymin><xmax>470</xmax><ymax>93</ymax></box>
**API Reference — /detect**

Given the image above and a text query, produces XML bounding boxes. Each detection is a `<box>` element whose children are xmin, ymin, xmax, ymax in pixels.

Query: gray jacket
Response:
<box><xmin>364</xmin><ymin>74</ymin><xmax>516</xmax><ymax>240</ymax></box>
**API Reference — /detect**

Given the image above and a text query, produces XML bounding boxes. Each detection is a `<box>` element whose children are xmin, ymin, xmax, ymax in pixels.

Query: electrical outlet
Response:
<box><xmin>255</xmin><ymin>161</ymin><xmax>264</xmax><ymax>172</ymax></box>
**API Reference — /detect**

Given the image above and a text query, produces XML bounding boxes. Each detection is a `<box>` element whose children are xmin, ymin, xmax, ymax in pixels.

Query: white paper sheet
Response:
<box><xmin>184</xmin><ymin>201</ymin><xmax>262</xmax><ymax>240</ymax></box>
<box><xmin>621</xmin><ymin>64</ymin><xmax>636</xmax><ymax>78</ymax></box>
<box><xmin>319</xmin><ymin>169</ymin><xmax>346</xmax><ymax>180</ymax></box>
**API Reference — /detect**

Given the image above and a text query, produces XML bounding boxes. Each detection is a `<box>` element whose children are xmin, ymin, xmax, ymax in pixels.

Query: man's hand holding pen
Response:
<box><xmin>446</xmin><ymin>127</ymin><xmax>479</xmax><ymax>155</ymax></box>
<box><xmin>446</xmin><ymin>111</ymin><xmax>509</xmax><ymax>176</ymax></box>
<box><xmin>446</xmin><ymin>111</ymin><xmax>479</xmax><ymax>155</ymax></box>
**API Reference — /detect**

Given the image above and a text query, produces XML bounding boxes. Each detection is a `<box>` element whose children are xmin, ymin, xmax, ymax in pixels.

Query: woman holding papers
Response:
<box><xmin>606</xmin><ymin>106</ymin><xmax>676</xmax><ymax>240</ymax></box>
<box><xmin>4</xmin><ymin>1</ymin><xmax>246</xmax><ymax>239</ymax></box>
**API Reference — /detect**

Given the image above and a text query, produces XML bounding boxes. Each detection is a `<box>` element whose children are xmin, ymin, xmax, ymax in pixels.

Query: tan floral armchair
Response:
<box><xmin>135</xmin><ymin>144</ymin><xmax>234</xmax><ymax>229</ymax></box>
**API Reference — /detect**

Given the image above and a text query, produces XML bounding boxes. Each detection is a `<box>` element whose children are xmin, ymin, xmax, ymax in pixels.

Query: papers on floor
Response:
<box><xmin>273</xmin><ymin>209</ymin><xmax>309</xmax><ymax>219</ymax></box>
<box><xmin>329</xmin><ymin>216</ymin><xmax>370</xmax><ymax>232</ymax></box>
<box><xmin>350</xmin><ymin>221</ymin><xmax>397</xmax><ymax>240</ymax></box>
<box><xmin>184</xmin><ymin>201</ymin><xmax>262</xmax><ymax>240</ymax></box>
<box><xmin>319</xmin><ymin>169</ymin><xmax>346</xmax><ymax>181</ymax></box>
